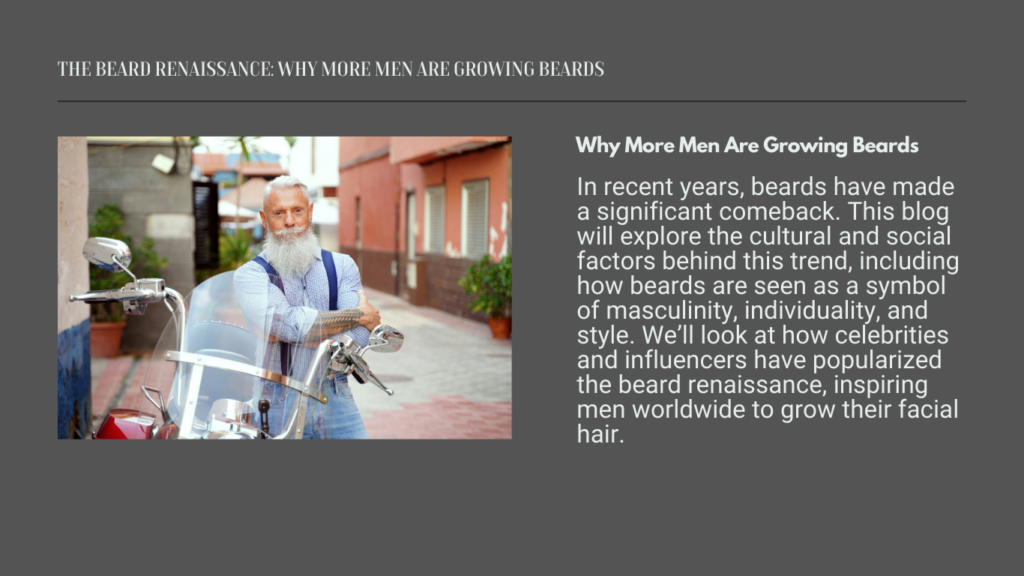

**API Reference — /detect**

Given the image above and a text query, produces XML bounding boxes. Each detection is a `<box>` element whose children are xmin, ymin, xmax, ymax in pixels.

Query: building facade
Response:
<box><xmin>290</xmin><ymin>137</ymin><xmax>342</xmax><ymax>252</ymax></box>
<box><xmin>193</xmin><ymin>151</ymin><xmax>285</xmax><ymax>189</ymax></box>
<box><xmin>335</xmin><ymin>137</ymin><xmax>511</xmax><ymax>322</ymax></box>
<box><xmin>336</xmin><ymin>137</ymin><xmax>403</xmax><ymax>294</ymax></box>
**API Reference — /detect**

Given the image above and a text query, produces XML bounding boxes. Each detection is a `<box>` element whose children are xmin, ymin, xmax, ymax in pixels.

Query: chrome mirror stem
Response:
<box><xmin>114</xmin><ymin>254</ymin><xmax>138</xmax><ymax>284</ymax></box>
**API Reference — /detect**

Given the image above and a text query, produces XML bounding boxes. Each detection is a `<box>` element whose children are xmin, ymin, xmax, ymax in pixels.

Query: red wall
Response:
<box><xmin>400</xmin><ymin>143</ymin><xmax>511</xmax><ymax>260</ymax></box>
<box><xmin>391</xmin><ymin>137</ymin><xmax>510</xmax><ymax>165</ymax></box>
<box><xmin>399</xmin><ymin>164</ymin><xmax>425</xmax><ymax>253</ymax></box>
<box><xmin>336</xmin><ymin>155</ymin><xmax>400</xmax><ymax>251</ymax></box>
<box><xmin>339</xmin><ymin>137</ymin><xmax>391</xmax><ymax>165</ymax></box>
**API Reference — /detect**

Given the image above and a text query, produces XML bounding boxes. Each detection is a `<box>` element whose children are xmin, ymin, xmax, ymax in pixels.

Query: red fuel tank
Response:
<box><xmin>92</xmin><ymin>409</ymin><xmax>157</xmax><ymax>440</ymax></box>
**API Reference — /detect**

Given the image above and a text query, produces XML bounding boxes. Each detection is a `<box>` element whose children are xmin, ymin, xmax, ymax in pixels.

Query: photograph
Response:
<box><xmin>57</xmin><ymin>136</ymin><xmax>513</xmax><ymax>440</ymax></box>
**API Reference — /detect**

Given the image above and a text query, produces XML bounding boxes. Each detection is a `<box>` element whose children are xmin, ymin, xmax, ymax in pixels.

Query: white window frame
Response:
<box><xmin>461</xmin><ymin>179</ymin><xmax>489</xmax><ymax>259</ymax></box>
<box><xmin>424</xmin><ymin>185</ymin><xmax>445</xmax><ymax>254</ymax></box>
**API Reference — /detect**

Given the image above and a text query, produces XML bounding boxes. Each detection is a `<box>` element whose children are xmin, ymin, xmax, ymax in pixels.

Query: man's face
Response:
<box><xmin>260</xmin><ymin>187</ymin><xmax>314</xmax><ymax>241</ymax></box>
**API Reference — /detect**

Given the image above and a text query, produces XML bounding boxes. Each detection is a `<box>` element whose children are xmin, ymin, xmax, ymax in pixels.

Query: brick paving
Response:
<box><xmin>89</xmin><ymin>287</ymin><xmax>513</xmax><ymax>440</ymax></box>
<box><xmin>90</xmin><ymin>356</ymin><xmax>132</xmax><ymax>421</ymax></box>
<box><xmin>351</xmin><ymin>288</ymin><xmax>513</xmax><ymax>440</ymax></box>
<box><xmin>363</xmin><ymin>396</ymin><xmax>512</xmax><ymax>440</ymax></box>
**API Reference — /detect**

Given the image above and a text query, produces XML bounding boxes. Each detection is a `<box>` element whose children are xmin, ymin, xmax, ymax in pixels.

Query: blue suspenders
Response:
<box><xmin>251</xmin><ymin>249</ymin><xmax>338</xmax><ymax>378</ymax></box>
<box><xmin>321</xmin><ymin>250</ymin><xmax>338</xmax><ymax>312</ymax></box>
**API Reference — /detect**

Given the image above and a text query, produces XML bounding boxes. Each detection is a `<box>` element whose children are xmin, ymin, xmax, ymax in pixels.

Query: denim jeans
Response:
<box><xmin>263</xmin><ymin>378</ymin><xmax>368</xmax><ymax>439</ymax></box>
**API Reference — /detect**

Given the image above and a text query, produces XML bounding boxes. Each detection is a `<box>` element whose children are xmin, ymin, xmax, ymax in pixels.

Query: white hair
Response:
<box><xmin>264</xmin><ymin>176</ymin><xmax>310</xmax><ymax>206</ymax></box>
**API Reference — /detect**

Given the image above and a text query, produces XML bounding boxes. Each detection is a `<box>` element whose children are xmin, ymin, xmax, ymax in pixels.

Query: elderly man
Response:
<box><xmin>234</xmin><ymin>176</ymin><xmax>380</xmax><ymax>439</ymax></box>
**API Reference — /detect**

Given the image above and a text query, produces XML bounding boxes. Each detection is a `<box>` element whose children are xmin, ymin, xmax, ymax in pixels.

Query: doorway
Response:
<box><xmin>355</xmin><ymin>197</ymin><xmax>363</xmax><ymax>271</ymax></box>
<box><xmin>407</xmin><ymin>192</ymin><xmax>417</xmax><ymax>260</ymax></box>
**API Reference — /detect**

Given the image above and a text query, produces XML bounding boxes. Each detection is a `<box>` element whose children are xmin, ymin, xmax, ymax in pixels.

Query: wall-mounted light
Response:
<box><xmin>152</xmin><ymin>153</ymin><xmax>176</xmax><ymax>174</ymax></box>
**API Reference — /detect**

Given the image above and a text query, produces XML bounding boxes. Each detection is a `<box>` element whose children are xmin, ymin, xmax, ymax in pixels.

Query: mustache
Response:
<box><xmin>273</xmin><ymin>226</ymin><xmax>306</xmax><ymax>237</ymax></box>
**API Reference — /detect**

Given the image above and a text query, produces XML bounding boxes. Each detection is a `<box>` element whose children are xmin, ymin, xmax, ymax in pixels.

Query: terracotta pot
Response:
<box><xmin>90</xmin><ymin>321</ymin><xmax>126</xmax><ymax>358</ymax></box>
<box><xmin>488</xmin><ymin>317</ymin><xmax>512</xmax><ymax>339</ymax></box>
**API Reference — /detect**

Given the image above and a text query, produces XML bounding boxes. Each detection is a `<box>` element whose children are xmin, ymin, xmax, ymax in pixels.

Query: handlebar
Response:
<box><xmin>69</xmin><ymin>278</ymin><xmax>168</xmax><ymax>305</ymax></box>
<box><xmin>69</xmin><ymin>288</ymin><xmax>159</xmax><ymax>304</ymax></box>
<box><xmin>69</xmin><ymin>279</ymin><xmax>188</xmax><ymax>357</ymax></box>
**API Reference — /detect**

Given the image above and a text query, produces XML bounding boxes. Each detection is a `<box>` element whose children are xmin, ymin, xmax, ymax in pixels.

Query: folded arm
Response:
<box><xmin>303</xmin><ymin>290</ymin><xmax>380</xmax><ymax>341</ymax></box>
<box><xmin>235</xmin><ymin>259</ymin><xmax>380</xmax><ymax>344</ymax></box>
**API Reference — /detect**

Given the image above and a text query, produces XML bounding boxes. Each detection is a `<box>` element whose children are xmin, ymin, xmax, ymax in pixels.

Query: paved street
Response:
<box><xmin>351</xmin><ymin>288</ymin><xmax>513</xmax><ymax>439</ymax></box>
<box><xmin>91</xmin><ymin>287</ymin><xmax>513</xmax><ymax>440</ymax></box>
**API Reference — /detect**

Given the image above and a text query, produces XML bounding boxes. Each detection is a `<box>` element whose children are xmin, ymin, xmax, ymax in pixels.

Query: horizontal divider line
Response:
<box><xmin>57</xmin><ymin>99</ymin><xmax>968</xmax><ymax>103</ymax></box>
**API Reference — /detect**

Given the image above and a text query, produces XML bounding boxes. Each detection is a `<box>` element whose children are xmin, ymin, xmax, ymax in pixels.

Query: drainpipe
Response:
<box><xmin>394</xmin><ymin>192</ymin><xmax>400</xmax><ymax>296</ymax></box>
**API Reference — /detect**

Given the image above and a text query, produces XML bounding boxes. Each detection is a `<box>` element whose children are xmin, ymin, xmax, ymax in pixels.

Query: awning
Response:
<box><xmin>218</xmin><ymin>200</ymin><xmax>258</xmax><ymax>219</ymax></box>
<box><xmin>221</xmin><ymin>221</ymin><xmax>258</xmax><ymax>230</ymax></box>
<box><xmin>311</xmin><ymin>200</ymin><xmax>339</xmax><ymax>225</ymax></box>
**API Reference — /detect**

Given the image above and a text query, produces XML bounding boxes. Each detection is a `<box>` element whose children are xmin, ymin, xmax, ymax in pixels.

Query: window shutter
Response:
<box><xmin>426</xmin><ymin>185</ymin><xmax>445</xmax><ymax>254</ymax></box>
<box><xmin>193</xmin><ymin>182</ymin><xmax>219</xmax><ymax>269</ymax></box>
<box><xmin>462</xmin><ymin>179</ymin><xmax>489</xmax><ymax>259</ymax></box>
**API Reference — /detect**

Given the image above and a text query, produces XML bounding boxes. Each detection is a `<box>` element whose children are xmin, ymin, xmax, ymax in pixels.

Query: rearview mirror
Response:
<box><xmin>367</xmin><ymin>325</ymin><xmax>404</xmax><ymax>354</ymax></box>
<box><xmin>84</xmin><ymin>238</ymin><xmax>132</xmax><ymax>273</ymax></box>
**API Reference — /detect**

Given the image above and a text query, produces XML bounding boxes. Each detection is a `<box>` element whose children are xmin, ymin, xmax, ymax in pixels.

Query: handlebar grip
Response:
<box><xmin>69</xmin><ymin>282</ymin><xmax>165</xmax><ymax>305</ymax></box>
<box><xmin>69</xmin><ymin>290</ymin><xmax>121</xmax><ymax>303</ymax></box>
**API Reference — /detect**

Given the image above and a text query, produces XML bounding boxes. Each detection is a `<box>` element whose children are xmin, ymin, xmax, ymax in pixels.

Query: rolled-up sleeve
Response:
<box><xmin>234</xmin><ymin>263</ymin><xmax>319</xmax><ymax>343</ymax></box>
<box><xmin>335</xmin><ymin>254</ymin><xmax>371</xmax><ymax>347</ymax></box>
<box><xmin>338</xmin><ymin>254</ymin><xmax>363</xmax><ymax>295</ymax></box>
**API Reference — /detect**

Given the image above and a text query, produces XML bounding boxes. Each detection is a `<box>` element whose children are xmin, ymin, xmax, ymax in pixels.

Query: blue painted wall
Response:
<box><xmin>57</xmin><ymin>319</ymin><xmax>91</xmax><ymax>439</ymax></box>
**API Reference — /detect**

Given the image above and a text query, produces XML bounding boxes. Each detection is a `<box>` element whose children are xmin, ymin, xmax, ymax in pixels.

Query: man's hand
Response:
<box><xmin>356</xmin><ymin>290</ymin><xmax>381</xmax><ymax>329</ymax></box>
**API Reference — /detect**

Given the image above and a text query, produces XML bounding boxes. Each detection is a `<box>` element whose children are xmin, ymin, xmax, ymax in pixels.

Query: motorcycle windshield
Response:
<box><xmin>138</xmin><ymin>269</ymin><xmax>336</xmax><ymax>439</ymax></box>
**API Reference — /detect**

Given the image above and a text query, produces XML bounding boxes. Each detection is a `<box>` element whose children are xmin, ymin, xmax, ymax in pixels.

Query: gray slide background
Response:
<box><xmin>32</xmin><ymin>3</ymin><xmax>1019</xmax><ymax>574</ymax></box>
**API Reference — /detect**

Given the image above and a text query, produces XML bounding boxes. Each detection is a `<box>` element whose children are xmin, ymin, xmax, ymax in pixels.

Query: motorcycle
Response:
<box><xmin>70</xmin><ymin>237</ymin><xmax>404</xmax><ymax>440</ymax></box>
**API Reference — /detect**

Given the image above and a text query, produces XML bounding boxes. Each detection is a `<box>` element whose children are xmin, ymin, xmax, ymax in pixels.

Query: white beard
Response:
<box><xmin>263</xmin><ymin>226</ymin><xmax>320</xmax><ymax>279</ymax></box>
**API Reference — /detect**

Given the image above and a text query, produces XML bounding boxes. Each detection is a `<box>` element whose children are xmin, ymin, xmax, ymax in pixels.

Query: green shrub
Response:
<box><xmin>88</xmin><ymin>204</ymin><xmax>168</xmax><ymax>322</ymax></box>
<box><xmin>459</xmin><ymin>254</ymin><xmax>512</xmax><ymax>318</ymax></box>
<box><xmin>221</xmin><ymin>229</ymin><xmax>257</xmax><ymax>271</ymax></box>
<box><xmin>195</xmin><ymin>229</ymin><xmax>258</xmax><ymax>285</ymax></box>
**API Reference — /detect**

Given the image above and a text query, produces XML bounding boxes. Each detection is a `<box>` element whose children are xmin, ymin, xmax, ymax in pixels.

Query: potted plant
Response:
<box><xmin>459</xmin><ymin>254</ymin><xmax>512</xmax><ymax>339</ymax></box>
<box><xmin>88</xmin><ymin>204</ymin><xmax>169</xmax><ymax>357</ymax></box>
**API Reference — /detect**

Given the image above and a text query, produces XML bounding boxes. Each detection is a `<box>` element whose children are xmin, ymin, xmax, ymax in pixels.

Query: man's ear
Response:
<box><xmin>309</xmin><ymin>202</ymin><xmax>314</xmax><ymax>220</ymax></box>
<box><xmin>259</xmin><ymin>210</ymin><xmax>268</xmax><ymax>230</ymax></box>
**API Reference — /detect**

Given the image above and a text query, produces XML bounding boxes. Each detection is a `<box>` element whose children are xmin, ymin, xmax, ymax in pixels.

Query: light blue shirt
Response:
<box><xmin>234</xmin><ymin>250</ymin><xmax>370</xmax><ymax>382</ymax></box>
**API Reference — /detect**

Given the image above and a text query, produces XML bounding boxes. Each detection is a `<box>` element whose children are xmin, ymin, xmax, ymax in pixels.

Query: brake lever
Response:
<box><xmin>352</xmin><ymin>369</ymin><xmax>395</xmax><ymax>396</ymax></box>
<box><xmin>330</xmin><ymin>338</ymin><xmax>394</xmax><ymax>396</ymax></box>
